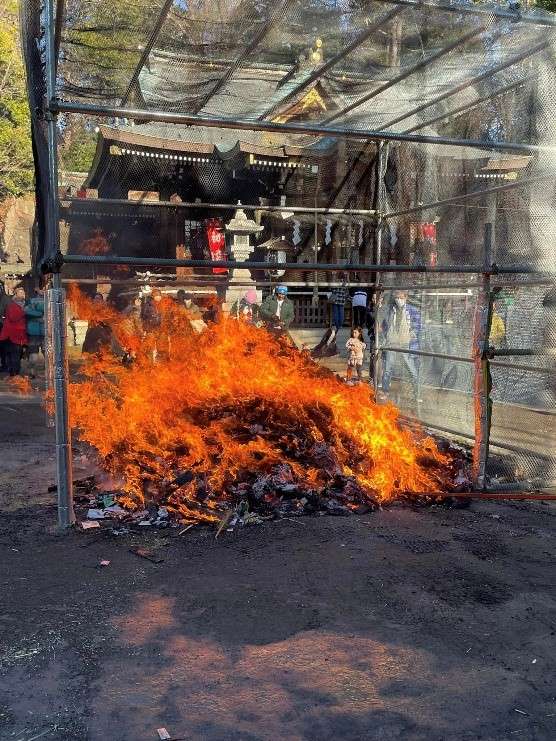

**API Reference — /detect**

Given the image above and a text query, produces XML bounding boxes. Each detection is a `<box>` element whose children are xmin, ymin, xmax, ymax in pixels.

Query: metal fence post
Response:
<box><xmin>472</xmin><ymin>222</ymin><xmax>494</xmax><ymax>489</ymax></box>
<box><xmin>45</xmin><ymin>0</ymin><xmax>74</xmax><ymax>526</ymax></box>
<box><xmin>50</xmin><ymin>275</ymin><xmax>74</xmax><ymax>526</ymax></box>
<box><xmin>372</xmin><ymin>141</ymin><xmax>388</xmax><ymax>390</ymax></box>
<box><xmin>44</xmin><ymin>285</ymin><xmax>55</xmax><ymax>428</ymax></box>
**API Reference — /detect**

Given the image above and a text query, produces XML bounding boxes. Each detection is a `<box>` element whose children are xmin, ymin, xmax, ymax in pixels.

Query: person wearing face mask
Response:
<box><xmin>260</xmin><ymin>285</ymin><xmax>294</xmax><ymax>335</ymax></box>
<box><xmin>381</xmin><ymin>290</ymin><xmax>421</xmax><ymax>402</ymax></box>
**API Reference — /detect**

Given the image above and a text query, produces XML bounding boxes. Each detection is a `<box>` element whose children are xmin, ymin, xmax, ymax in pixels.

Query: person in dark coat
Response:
<box><xmin>82</xmin><ymin>293</ymin><xmax>124</xmax><ymax>359</ymax></box>
<box><xmin>329</xmin><ymin>273</ymin><xmax>349</xmax><ymax>331</ymax></box>
<box><xmin>82</xmin><ymin>322</ymin><xmax>124</xmax><ymax>358</ymax></box>
<box><xmin>141</xmin><ymin>292</ymin><xmax>162</xmax><ymax>331</ymax></box>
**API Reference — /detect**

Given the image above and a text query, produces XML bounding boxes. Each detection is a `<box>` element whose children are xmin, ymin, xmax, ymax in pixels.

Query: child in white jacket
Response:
<box><xmin>346</xmin><ymin>327</ymin><xmax>366</xmax><ymax>383</ymax></box>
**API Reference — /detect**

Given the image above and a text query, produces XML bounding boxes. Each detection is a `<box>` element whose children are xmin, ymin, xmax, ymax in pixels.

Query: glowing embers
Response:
<box><xmin>68</xmin><ymin>288</ymin><xmax>455</xmax><ymax>524</ymax></box>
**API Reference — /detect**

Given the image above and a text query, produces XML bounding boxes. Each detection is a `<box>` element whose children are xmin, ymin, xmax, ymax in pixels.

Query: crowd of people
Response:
<box><xmin>227</xmin><ymin>277</ymin><xmax>422</xmax><ymax>393</ymax></box>
<box><xmin>0</xmin><ymin>280</ymin><xmax>45</xmax><ymax>378</ymax></box>
<box><xmin>1</xmin><ymin>275</ymin><xmax>513</xmax><ymax>403</ymax></box>
<box><xmin>327</xmin><ymin>278</ymin><xmax>421</xmax><ymax>393</ymax></box>
<box><xmin>0</xmin><ymin>275</ymin><xmax>425</xmax><ymax>392</ymax></box>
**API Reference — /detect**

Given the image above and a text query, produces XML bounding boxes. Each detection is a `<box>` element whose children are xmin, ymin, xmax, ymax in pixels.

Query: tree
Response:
<box><xmin>58</xmin><ymin>118</ymin><xmax>98</xmax><ymax>173</ymax></box>
<box><xmin>534</xmin><ymin>0</ymin><xmax>556</xmax><ymax>13</ymax></box>
<box><xmin>0</xmin><ymin>0</ymin><xmax>34</xmax><ymax>199</ymax></box>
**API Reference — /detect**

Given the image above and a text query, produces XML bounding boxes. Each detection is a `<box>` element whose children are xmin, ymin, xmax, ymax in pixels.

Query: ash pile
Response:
<box><xmin>74</xmin><ymin>433</ymin><xmax>472</xmax><ymax>534</ymax></box>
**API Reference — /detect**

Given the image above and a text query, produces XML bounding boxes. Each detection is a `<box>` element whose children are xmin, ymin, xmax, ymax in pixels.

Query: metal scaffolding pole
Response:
<box><xmin>323</xmin><ymin>23</ymin><xmax>492</xmax><ymax>126</ymax></box>
<box><xmin>49</xmin><ymin>275</ymin><xmax>74</xmax><ymax>527</ymax></box>
<box><xmin>382</xmin><ymin>174</ymin><xmax>553</xmax><ymax>219</ymax></box>
<box><xmin>61</xmin><ymin>254</ymin><xmax>553</xmax><ymax>275</ymax></box>
<box><xmin>377</xmin><ymin>345</ymin><xmax>473</xmax><ymax>364</ymax></box>
<box><xmin>62</xmin><ymin>197</ymin><xmax>377</xmax><ymax>217</ymax></box>
<box><xmin>44</xmin><ymin>282</ymin><xmax>55</xmax><ymax>428</ymax></box>
<box><xmin>259</xmin><ymin>6</ymin><xmax>405</xmax><ymax>121</ymax></box>
<box><xmin>403</xmin><ymin>76</ymin><xmax>531</xmax><ymax>135</ymax></box>
<box><xmin>45</xmin><ymin>0</ymin><xmax>74</xmax><ymax>527</ymax></box>
<box><xmin>472</xmin><ymin>222</ymin><xmax>494</xmax><ymax>490</ymax></box>
<box><xmin>375</xmin><ymin>0</ymin><xmax>556</xmax><ymax>28</ymax></box>
<box><xmin>120</xmin><ymin>0</ymin><xmax>174</xmax><ymax>106</ymax></box>
<box><xmin>53</xmin><ymin>0</ymin><xmax>65</xmax><ymax>75</ymax></box>
<box><xmin>372</xmin><ymin>141</ymin><xmax>388</xmax><ymax>391</ymax></box>
<box><xmin>378</xmin><ymin>38</ymin><xmax>549</xmax><ymax>132</ymax></box>
<box><xmin>51</xmin><ymin>100</ymin><xmax>555</xmax><ymax>155</ymax></box>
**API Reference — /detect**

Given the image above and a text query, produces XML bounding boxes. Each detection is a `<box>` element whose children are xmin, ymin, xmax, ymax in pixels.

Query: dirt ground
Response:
<box><xmin>1</xmin><ymin>392</ymin><xmax>555</xmax><ymax>741</ymax></box>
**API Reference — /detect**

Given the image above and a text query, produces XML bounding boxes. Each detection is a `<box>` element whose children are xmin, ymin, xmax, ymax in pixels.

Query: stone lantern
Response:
<box><xmin>224</xmin><ymin>203</ymin><xmax>263</xmax><ymax>309</ymax></box>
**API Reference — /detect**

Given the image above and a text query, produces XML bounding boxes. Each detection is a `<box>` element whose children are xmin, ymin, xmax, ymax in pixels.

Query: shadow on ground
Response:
<box><xmin>0</xmin><ymin>398</ymin><xmax>555</xmax><ymax>741</ymax></box>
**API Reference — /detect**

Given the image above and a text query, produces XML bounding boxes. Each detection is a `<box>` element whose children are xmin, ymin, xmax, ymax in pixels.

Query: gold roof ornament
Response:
<box><xmin>310</xmin><ymin>37</ymin><xmax>323</xmax><ymax>64</ymax></box>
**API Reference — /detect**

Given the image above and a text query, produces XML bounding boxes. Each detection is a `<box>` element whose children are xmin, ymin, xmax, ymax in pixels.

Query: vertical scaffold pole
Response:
<box><xmin>372</xmin><ymin>141</ymin><xmax>388</xmax><ymax>390</ymax></box>
<box><xmin>45</xmin><ymin>0</ymin><xmax>74</xmax><ymax>526</ymax></box>
<box><xmin>49</xmin><ymin>275</ymin><xmax>74</xmax><ymax>526</ymax></box>
<box><xmin>43</xmin><ymin>283</ymin><xmax>54</xmax><ymax>428</ymax></box>
<box><xmin>472</xmin><ymin>222</ymin><xmax>494</xmax><ymax>489</ymax></box>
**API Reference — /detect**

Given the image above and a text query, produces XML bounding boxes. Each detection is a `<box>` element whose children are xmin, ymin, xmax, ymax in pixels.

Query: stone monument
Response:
<box><xmin>224</xmin><ymin>204</ymin><xmax>263</xmax><ymax>310</ymax></box>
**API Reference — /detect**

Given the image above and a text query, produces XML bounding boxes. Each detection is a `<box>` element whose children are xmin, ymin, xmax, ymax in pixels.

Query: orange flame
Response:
<box><xmin>68</xmin><ymin>288</ymin><xmax>451</xmax><ymax>522</ymax></box>
<box><xmin>7</xmin><ymin>376</ymin><xmax>32</xmax><ymax>395</ymax></box>
<box><xmin>80</xmin><ymin>228</ymin><xmax>111</xmax><ymax>256</ymax></box>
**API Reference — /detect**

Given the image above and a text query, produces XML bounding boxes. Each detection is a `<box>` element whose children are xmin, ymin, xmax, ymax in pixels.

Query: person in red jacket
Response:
<box><xmin>0</xmin><ymin>286</ymin><xmax>28</xmax><ymax>376</ymax></box>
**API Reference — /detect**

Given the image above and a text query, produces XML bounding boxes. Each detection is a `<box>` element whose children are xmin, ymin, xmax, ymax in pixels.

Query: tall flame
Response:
<box><xmin>67</xmin><ymin>287</ymin><xmax>451</xmax><ymax>522</ymax></box>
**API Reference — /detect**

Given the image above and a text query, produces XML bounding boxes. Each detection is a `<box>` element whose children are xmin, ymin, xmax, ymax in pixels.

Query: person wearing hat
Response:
<box><xmin>231</xmin><ymin>288</ymin><xmax>260</xmax><ymax>324</ymax></box>
<box><xmin>260</xmin><ymin>285</ymin><xmax>294</xmax><ymax>334</ymax></box>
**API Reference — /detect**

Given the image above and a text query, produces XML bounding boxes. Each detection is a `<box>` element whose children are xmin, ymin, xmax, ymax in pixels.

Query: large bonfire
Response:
<box><xmin>67</xmin><ymin>286</ymin><xmax>461</xmax><ymax>524</ymax></box>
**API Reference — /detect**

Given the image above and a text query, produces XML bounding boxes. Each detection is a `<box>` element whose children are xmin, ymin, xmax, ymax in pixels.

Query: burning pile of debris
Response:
<box><xmin>67</xmin><ymin>287</ymin><xmax>470</xmax><ymax>528</ymax></box>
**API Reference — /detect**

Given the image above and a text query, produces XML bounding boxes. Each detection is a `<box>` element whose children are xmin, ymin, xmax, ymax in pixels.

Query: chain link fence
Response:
<box><xmin>18</xmin><ymin>0</ymin><xmax>556</xmax><ymax>519</ymax></box>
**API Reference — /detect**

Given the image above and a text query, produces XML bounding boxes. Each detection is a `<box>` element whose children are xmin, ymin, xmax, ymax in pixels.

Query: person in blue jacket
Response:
<box><xmin>24</xmin><ymin>284</ymin><xmax>46</xmax><ymax>377</ymax></box>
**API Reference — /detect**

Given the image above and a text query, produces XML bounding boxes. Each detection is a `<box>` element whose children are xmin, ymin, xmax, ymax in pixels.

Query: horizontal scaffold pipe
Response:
<box><xmin>490</xmin><ymin>360</ymin><xmax>553</xmax><ymax>375</ymax></box>
<box><xmin>57</xmin><ymin>278</ymin><xmax>554</xmax><ymax>292</ymax></box>
<box><xmin>50</xmin><ymin>100</ymin><xmax>556</xmax><ymax>155</ymax></box>
<box><xmin>403</xmin><ymin>77</ymin><xmax>532</xmax><ymax>135</ymax></box>
<box><xmin>379</xmin><ymin>38</ymin><xmax>550</xmax><ymax>131</ymax></box>
<box><xmin>60</xmin><ymin>254</ymin><xmax>554</xmax><ymax>275</ymax></box>
<box><xmin>399</xmin><ymin>416</ymin><xmax>556</xmax><ymax>461</ymax></box>
<box><xmin>489</xmin><ymin>347</ymin><xmax>536</xmax><ymax>357</ymax></box>
<box><xmin>61</xmin><ymin>197</ymin><xmax>377</xmax><ymax>217</ymax></box>
<box><xmin>378</xmin><ymin>279</ymin><xmax>555</xmax><ymax>290</ymax></box>
<box><xmin>382</xmin><ymin>174</ymin><xmax>554</xmax><ymax>218</ymax></box>
<box><xmin>377</xmin><ymin>345</ymin><xmax>473</xmax><ymax>363</ymax></box>
<box><xmin>375</xmin><ymin>0</ymin><xmax>556</xmax><ymax>27</ymax></box>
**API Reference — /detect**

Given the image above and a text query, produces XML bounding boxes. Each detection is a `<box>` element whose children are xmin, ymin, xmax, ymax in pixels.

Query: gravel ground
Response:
<box><xmin>0</xmin><ymin>394</ymin><xmax>555</xmax><ymax>741</ymax></box>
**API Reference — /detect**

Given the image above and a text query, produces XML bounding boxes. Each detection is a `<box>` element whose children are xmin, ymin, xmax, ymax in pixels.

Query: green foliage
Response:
<box><xmin>534</xmin><ymin>0</ymin><xmax>556</xmax><ymax>13</ymax></box>
<box><xmin>0</xmin><ymin>0</ymin><xmax>34</xmax><ymax>199</ymax></box>
<box><xmin>63</xmin><ymin>0</ymin><xmax>162</xmax><ymax>101</ymax></box>
<box><xmin>59</xmin><ymin>126</ymin><xmax>97</xmax><ymax>173</ymax></box>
